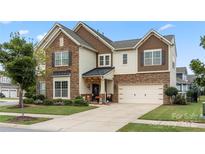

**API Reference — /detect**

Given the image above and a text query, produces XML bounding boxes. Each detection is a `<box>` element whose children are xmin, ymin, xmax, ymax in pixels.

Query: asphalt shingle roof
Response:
<box><xmin>82</xmin><ymin>67</ymin><xmax>114</xmax><ymax>77</ymax></box>
<box><xmin>176</xmin><ymin>67</ymin><xmax>187</xmax><ymax>74</ymax></box>
<box><xmin>58</xmin><ymin>23</ymin><xmax>96</xmax><ymax>51</ymax></box>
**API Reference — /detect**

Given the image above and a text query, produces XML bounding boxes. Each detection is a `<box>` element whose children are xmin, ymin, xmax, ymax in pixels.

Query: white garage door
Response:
<box><xmin>1</xmin><ymin>90</ymin><xmax>9</xmax><ymax>98</ymax></box>
<box><xmin>1</xmin><ymin>89</ymin><xmax>17</xmax><ymax>98</ymax></box>
<box><xmin>119</xmin><ymin>85</ymin><xmax>163</xmax><ymax>104</ymax></box>
<box><xmin>10</xmin><ymin>90</ymin><xmax>17</xmax><ymax>98</ymax></box>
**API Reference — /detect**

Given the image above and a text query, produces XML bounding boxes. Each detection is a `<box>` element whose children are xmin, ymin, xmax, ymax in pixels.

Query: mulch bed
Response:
<box><xmin>8</xmin><ymin>116</ymin><xmax>38</xmax><ymax>123</ymax></box>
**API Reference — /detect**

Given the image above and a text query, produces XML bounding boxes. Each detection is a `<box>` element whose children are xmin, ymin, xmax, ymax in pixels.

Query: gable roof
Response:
<box><xmin>134</xmin><ymin>29</ymin><xmax>173</xmax><ymax>49</ymax></box>
<box><xmin>74</xmin><ymin>22</ymin><xmax>115</xmax><ymax>50</ymax></box>
<box><xmin>35</xmin><ymin>23</ymin><xmax>96</xmax><ymax>52</ymax></box>
<box><xmin>176</xmin><ymin>67</ymin><xmax>187</xmax><ymax>74</ymax></box>
<box><xmin>82</xmin><ymin>67</ymin><xmax>114</xmax><ymax>77</ymax></box>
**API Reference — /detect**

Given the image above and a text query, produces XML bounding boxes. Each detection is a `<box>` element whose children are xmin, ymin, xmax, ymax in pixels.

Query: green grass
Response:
<box><xmin>118</xmin><ymin>123</ymin><xmax>205</xmax><ymax>132</ymax></box>
<box><xmin>0</xmin><ymin>115</ymin><xmax>50</xmax><ymax>125</ymax></box>
<box><xmin>0</xmin><ymin>105</ymin><xmax>97</xmax><ymax>115</ymax></box>
<box><xmin>140</xmin><ymin>96</ymin><xmax>205</xmax><ymax>123</ymax></box>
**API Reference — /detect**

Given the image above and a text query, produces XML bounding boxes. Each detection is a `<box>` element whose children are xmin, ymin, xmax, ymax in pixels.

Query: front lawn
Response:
<box><xmin>118</xmin><ymin>123</ymin><xmax>205</xmax><ymax>132</ymax></box>
<box><xmin>0</xmin><ymin>115</ymin><xmax>50</xmax><ymax>125</ymax></box>
<box><xmin>139</xmin><ymin>96</ymin><xmax>205</xmax><ymax>123</ymax></box>
<box><xmin>0</xmin><ymin>105</ymin><xmax>97</xmax><ymax>115</ymax></box>
<box><xmin>0</xmin><ymin>98</ymin><xmax>18</xmax><ymax>101</ymax></box>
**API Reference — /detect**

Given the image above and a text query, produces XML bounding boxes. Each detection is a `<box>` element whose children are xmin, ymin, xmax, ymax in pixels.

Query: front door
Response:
<box><xmin>92</xmin><ymin>84</ymin><xmax>99</xmax><ymax>101</ymax></box>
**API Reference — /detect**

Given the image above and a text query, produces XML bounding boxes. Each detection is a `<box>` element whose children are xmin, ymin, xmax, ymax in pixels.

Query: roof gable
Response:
<box><xmin>74</xmin><ymin>22</ymin><xmax>115</xmax><ymax>50</ymax></box>
<box><xmin>35</xmin><ymin>23</ymin><xmax>96</xmax><ymax>52</ymax></box>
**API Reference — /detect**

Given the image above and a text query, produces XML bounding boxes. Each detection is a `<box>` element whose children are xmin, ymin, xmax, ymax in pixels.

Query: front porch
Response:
<box><xmin>82</xmin><ymin>67</ymin><xmax>114</xmax><ymax>104</ymax></box>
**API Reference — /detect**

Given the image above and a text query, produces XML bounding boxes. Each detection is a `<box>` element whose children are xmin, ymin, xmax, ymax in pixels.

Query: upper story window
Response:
<box><xmin>59</xmin><ymin>37</ymin><xmax>64</xmax><ymax>47</ymax></box>
<box><xmin>123</xmin><ymin>54</ymin><xmax>128</xmax><ymax>64</ymax></box>
<box><xmin>98</xmin><ymin>54</ymin><xmax>111</xmax><ymax>67</ymax></box>
<box><xmin>55</xmin><ymin>51</ymin><xmax>69</xmax><ymax>66</ymax></box>
<box><xmin>144</xmin><ymin>49</ymin><xmax>162</xmax><ymax>66</ymax></box>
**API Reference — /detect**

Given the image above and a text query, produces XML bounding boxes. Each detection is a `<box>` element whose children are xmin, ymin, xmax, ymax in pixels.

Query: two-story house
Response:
<box><xmin>36</xmin><ymin>22</ymin><xmax>177</xmax><ymax>104</ymax></box>
<box><xmin>0</xmin><ymin>74</ymin><xmax>19</xmax><ymax>98</ymax></box>
<box><xmin>176</xmin><ymin>67</ymin><xmax>195</xmax><ymax>94</ymax></box>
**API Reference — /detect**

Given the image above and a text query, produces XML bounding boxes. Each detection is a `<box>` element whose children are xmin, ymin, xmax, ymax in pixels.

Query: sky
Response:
<box><xmin>0</xmin><ymin>21</ymin><xmax>205</xmax><ymax>74</ymax></box>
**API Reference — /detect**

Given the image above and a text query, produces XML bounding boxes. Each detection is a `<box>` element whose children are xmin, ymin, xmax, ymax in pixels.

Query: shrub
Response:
<box><xmin>43</xmin><ymin>99</ymin><xmax>54</xmax><ymax>105</ymax></box>
<box><xmin>35</xmin><ymin>94</ymin><xmax>45</xmax><ymax>101</ymax></box>
<box><xmin>34</xmin><ymin>99</ymin><xmax>43</xmax><ymax>105</ymax></box>
<box><xmin>73</xmin><ymin>99</ymin><xmax>89</xmax><ymax>106</ymax></box>
<box><xmin>23</xmin><ymin>98</ymin><xmax>34</xmax><ymax>104</ymax></box>
<box><xmin>24</xmin><ymin>92</ymin><xmax>33</xmax><ymax>98</ymax></box>
<box><xmin>173</xmin><ymin>95</ymin><xmax>187</xmax><ymax>105</ymax></box>
<box><xmin>75</xmin><ymin>96</ymin><xmax>84</xmax><ymax>100</ymax></box>
<box><xmin>63</xmin><ymin>99</ymin><xmax>73</xmax><ymax>106</ymax></box>
<box><xmin>165</xmin><ymin>87</ymin><xmax>178</xmax><ymax>104</ymax></box>
<box><xmin>53</xmin><ymin>99</ymin><xmax>64</xmax><ymax>105</ymax></box>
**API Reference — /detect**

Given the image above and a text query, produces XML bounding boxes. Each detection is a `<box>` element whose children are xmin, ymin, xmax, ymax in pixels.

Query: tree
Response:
<box><xmin>165</xmin><ymin>87</ymin><xmax>178</xmax><ymax>104</ymax></box>
<box><xmin>0</xmin><ymin>33</ymin><xmax>36</xmax><ymax>116</ymax></box>
<box><xmin>190</xmin><ymin>35</ymin><xmax>205</xmax><ymax>87</ymax></box>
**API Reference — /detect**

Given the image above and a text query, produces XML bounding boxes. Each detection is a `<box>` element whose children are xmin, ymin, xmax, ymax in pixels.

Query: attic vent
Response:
<box><xmin>59</xmin><ymin>37</ymin><xmax>64</xmax><ymax>47</ymax></box>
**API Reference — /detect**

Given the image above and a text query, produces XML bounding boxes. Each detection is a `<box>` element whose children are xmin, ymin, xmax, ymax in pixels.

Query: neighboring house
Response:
<box><xmin>36</xmin><ymin>22</ymin><xmax>177</xmax><ymax>104</ymax></box>
<box><xmin>176</xmin><ymin>67</ymin><xmax>195</xmax><ymax>94</ymax></box>
<box><xmin>0</xmin><ymin>75</ymin><xmax>19</xmax><ymax>98</ymax></box>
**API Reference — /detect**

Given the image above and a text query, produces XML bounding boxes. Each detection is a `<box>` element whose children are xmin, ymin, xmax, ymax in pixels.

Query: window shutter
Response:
<box><xmin>52</xmin><ymin>53</ymin><xmax>55</xmax><ymax>67</ymax></box>
<box><xmin>141</xmin><ymin>52</ymin><xmax>144</xmax><ymax>66</ymax></box>
<box><xmin>162</xmin><ymin>51</ymin><xmax>165</xmax><ymax>65</ymax></box>
<box><xmin>69</xmin><ymin>52</ymin><xmax>72</xmax><ymax>66</ymax></box>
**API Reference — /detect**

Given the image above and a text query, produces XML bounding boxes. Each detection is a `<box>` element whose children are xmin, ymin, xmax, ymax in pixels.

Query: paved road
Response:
<box><xmin>0</xmin><ymin>126</ymin><xmax>47</xmax><ymax>132</ymax></box>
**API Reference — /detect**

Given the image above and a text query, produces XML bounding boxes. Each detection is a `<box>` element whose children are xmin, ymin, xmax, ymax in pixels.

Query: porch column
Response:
<box><xmin>100</xmin><ymin>78</ymin><xmax>106</xmax><ymax>103</ymax></box>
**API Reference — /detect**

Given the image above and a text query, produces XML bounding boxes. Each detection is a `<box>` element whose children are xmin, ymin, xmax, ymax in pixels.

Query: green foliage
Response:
<box><xmin>73</xmin><ymin>99</ymin><xmax>89</xmax><ymax>106</ymax></box>
<box><xmin>23</xmin><ymin>98</ymin><xmax>34</xmax><ymax>104</ymax></box>
<box><xmin>165</xmin><ymin>87</ymin><xmax>178</xmax><ymax>97</ymax></box>
<box><xmin>187</xmin><ymin>84</ymin><xmax>200</xmax><ymax>102</ymax></box>
<box><xmin>173</xmin><ymin>95</ymin><xmax>187</xmax><ymax>105</ymax></box>
<box><xmin>63</xmin><ymin>100</ymin><xmax>73</xmax><ymax>106</ymax></box>
<box><xmin>75</xmin><ymin>96</ymin><xmax>84</xmax><ymax>99</ymax></box>
<box><xmin>43</xmin><ymin>99</ymin><xmax>54</xmax><ymax>105</ymax></box>
<box><xmin>35</xmin><ymin>94</ymin><xmax>45</xmax><ymax>101</ymax></box>
<box><xmin>25</xmin><ymin>85</ymin><xmax>36</xmax><ymax>98</ymax></box>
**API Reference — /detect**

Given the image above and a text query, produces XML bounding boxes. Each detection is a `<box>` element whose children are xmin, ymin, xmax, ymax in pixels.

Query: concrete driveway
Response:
<box><xmin>29</xmin><ymin>103</ymin><xmax>160</xmax><ymax>132</ymax></box>
<box><xmin>0</xmin><ymin>100</ymin><xmax>18</xmax><ymax>106</ymax></box>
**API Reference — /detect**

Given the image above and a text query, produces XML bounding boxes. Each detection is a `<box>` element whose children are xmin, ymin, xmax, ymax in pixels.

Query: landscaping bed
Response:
<box><xmin>0</xmin><ymin>115</ymin><xmax>50</xmax><ymax>125</ymax></box>
<box><xmin>139</xmin><ymin>96</ymin><xmax>205</xmax><ymax>123</ymax></box>
<box><xmin>118</xmin><ymin>123</ymin><xmax>205</xmax><ymax>132</ymax></box>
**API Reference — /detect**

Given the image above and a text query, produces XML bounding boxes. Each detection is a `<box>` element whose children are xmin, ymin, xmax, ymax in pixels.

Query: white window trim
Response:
<box><xmin>98</xmin><ymin>54</ymin><xmax>111</xmax><ymax>67</ymax></box>
<box><xmin>122</xmin><ymin>53</ymin><xmax>128</xmax><ymax>65</ymax></box>
<box><xmin>39</xmin><ymin>81</ymin><xmax>46</xmax><ymax>95</ymax></box>
<box><xmin>53</xmin><ymin>77</ymin><xmax>70</xmax><ymax>99</ymax></box>
<box><xmin>144</xmin><ymin>49</ymin><xmax>162</xmax><ymax>66</ymax></box>
<box><xmin>55</xmin><ymin>51</ymin><xmax>69</xmax><ymax>67</ymax></box>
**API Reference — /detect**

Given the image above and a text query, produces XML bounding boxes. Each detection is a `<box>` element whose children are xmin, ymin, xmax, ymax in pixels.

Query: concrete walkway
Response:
<box><xmin>0</xmin><ymin>112</ymin><xmax>63</xmax><ymax>118</ymax></box>
<box><xmin>25</xmin><ymin>103</ymin><xmax>160</xmax><ymax>132</ymax></box>
<box><xmin>132</xmin><ymin>119</ymin><xmax>205</xmax><ymax>129</ymax></box>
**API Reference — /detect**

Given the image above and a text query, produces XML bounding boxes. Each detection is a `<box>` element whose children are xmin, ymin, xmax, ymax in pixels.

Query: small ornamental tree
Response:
<box><xmin>0</xmin><ymin>33</ymin><xmax>36</xmax><ymax>116</ymax></box>
<box><xmin>165</xmin><ymin>87</ymin><xmax>178</xmax><ymax>104</ymax></box>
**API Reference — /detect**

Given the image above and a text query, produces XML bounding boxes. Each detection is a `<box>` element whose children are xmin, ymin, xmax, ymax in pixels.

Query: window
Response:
<box><xmin>54</xmin><ymin>81</ymin><xmax>68</xmax><ymax>98</ymax></box>
<box><xmin>144</xmin><ymin>49</ymin><xmax>162</xmax><ymax>66</ymax></box>
<box><xmin>59</xmin><ymin>37</ymin><xmax>64</xmax><ymax>47</ymax></box>
<box><xmin>123</xmin><ymin>54</ymin><xmax>128</xmax><ymax>64</ymax></box>
<box><xmin>98</xmin><ymin>54</ymin><xmax>111</xmax><ymax>67</ymax></box>
<box><xmin>55</xmin><ymin>51</ymin><xmax>69</xmax><ymax>66</ymax></box>
<box><xmin>39</xmin><ymin>81</ymin><xmax>46</xmax><ymax>95</ymax></box>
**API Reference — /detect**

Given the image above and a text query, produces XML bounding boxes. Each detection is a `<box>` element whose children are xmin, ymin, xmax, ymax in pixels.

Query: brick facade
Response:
<box><xmin>45</xmin><ymin>32</ymin><xmax>80</xmax><ymax>99</ymax></box>
<box><xmin>113</xmin><ymin>72</ymin><xmax>170</xmax><ymax>104</ymax></box>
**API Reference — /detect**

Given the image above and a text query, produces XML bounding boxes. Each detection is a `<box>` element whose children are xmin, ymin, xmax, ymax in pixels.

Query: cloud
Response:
<box><xmin>158</xmin><ymin>24</ymin><xmax>175</xmax><ymax>32</ymax></box>
<box><xmin>0</xmin><ymin>21</ymin><xmax>12</xmax><ymax>24</ymax></box>
<box><xmin>37</xmin><ymin>32</ymin><xmax>47</xmax><ymax>41</ymax></box>
<box><xmin>19</xmin><ymin>30</ymin><xmax>29</xmax><ymax>35</ymax></box>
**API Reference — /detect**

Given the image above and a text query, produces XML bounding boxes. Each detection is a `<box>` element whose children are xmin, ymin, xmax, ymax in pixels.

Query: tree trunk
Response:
<box><xmin>19</xmin><ymin>86</ymin><xmax>24</xmax><ymax>117</ymax></box>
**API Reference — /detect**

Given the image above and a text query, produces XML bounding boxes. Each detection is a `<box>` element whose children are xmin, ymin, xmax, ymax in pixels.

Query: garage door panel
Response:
<box><xmin>119</xmin><ymin>85</ymin><xmax>163</xmax><ymax>104</ymax></box>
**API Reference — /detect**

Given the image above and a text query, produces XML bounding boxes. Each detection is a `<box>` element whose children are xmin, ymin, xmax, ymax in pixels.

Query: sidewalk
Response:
<box><xmin>132</xmin><ymin>119</ymin><xmax>205</xmax><ymax>129</ymax></box>
<box><xmin>0</xmin><ymin>112</ymin><xmax>63</xmax><ymax>118</ymax></box>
